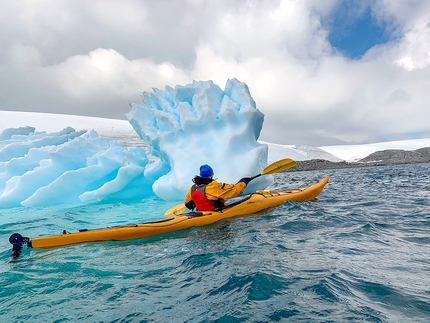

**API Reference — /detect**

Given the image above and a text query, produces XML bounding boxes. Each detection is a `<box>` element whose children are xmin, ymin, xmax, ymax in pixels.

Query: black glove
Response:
<box><xmin>185</xmin><ymin>200</ymin><xmax>196</xmax><ymax>210</ymax></box>
<box><xmin>238</xmin><ymin>177</ymin><xmax>251</xmax><ymax>186</ymax></box>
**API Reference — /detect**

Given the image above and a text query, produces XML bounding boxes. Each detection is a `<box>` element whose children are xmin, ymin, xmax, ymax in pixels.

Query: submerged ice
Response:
<box><xmin>0</xmin><ymin>79</ymin><xmax>272</xmax><ymax>208</ymax></box>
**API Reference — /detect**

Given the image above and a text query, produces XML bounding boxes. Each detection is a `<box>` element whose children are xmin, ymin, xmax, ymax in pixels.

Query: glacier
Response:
<box><xmin>0</xmin><ymin>79</ymin><xmax>273</xmax><ymax>208</ymax></box>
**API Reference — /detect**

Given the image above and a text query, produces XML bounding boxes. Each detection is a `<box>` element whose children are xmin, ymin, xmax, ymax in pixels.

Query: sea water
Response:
<box><xmin>1</xmin><ymin>163</ymin><xmax>429</xmax><ymax>322</ymax></box>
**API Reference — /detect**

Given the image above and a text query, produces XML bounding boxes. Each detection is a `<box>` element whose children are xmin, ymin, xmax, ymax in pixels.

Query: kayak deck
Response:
<box><xmin>9</xmin><ymin>176</ymin><xmax>329</xmax><ymax>253</ymax></box>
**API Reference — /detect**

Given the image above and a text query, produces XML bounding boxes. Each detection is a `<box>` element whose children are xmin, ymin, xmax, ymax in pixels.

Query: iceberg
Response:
<box><xmin>126</xmin><ymin>78</ymin><xmax>272</xmax><ymax>200</ymax></box>
<box><xmin>0</xmin><ymin>79</ymin><xmax>273</xmax><ymax>208</ymax></box>
<box><xmin>0</xmin><ymin>127</ymin><xmax>155</xmax><ymax>208</ymax></box>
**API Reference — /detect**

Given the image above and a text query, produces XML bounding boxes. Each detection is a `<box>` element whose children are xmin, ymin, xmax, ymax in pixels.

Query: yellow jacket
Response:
<box><xmin>184</xmin><ymin>179</ymin><xmax>246</xmax><ymax>206</ymax></box>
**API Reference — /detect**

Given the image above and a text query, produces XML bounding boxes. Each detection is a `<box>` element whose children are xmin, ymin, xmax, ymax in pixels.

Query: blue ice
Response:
<box><xmin>0</xmin><ymin>79</ymin><xmax>271</xmax><ymax>208</ymax></box>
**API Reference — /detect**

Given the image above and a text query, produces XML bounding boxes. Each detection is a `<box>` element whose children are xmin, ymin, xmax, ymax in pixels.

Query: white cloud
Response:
<box><xmin>50</xmin><ymin>48</ymin><xmax>190</xmax><ymax>98</ymax></box>
<box><xmin>393</xmin><ymin>22</ymin><xmax>430</xmax><ymax>70</ymax></box>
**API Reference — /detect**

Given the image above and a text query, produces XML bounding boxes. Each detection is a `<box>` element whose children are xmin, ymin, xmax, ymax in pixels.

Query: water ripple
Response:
<box><xmin>1</xmin><ymin>163</ymin><xmax>430</xmax><ymax>322</ymax></box>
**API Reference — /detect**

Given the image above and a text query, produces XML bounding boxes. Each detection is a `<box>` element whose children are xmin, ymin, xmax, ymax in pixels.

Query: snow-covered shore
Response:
<box><xmin>2</xmin><ymin>110</ymin><xmax>430</xmax><ymax>162</ymax></box>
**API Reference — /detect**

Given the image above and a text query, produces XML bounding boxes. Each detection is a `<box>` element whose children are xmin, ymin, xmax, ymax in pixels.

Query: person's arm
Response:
<box><xmin>205</xmin><ymin>181</ymin><xmax>246</xmax><ymax>200</ymax></box>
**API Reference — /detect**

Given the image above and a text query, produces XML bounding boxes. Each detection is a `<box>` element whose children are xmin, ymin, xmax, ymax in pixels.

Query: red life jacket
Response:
<box><xmin>191</xmin><ymin>184</ymin><xmax>215</xmax><ymax>211</ymax></box>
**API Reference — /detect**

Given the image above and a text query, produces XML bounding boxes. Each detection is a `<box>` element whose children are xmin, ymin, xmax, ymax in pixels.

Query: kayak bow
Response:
<box><xmin>9</xmin><ymin>176</ymin><xmax>329</xmax><ymax>258</ymax></box>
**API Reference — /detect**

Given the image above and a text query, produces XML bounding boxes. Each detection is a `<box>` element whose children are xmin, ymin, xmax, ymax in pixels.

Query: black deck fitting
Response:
<box><xmin>9</xmin><ymin>233</ymin><xmax>31</xmax><ymax>260</ymax></box>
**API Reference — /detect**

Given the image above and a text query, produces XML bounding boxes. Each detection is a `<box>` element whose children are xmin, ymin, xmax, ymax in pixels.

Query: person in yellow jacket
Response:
<box><xmin>184</xmin><ymin>164</ymin><xmax>251</xmax><ymax>211</ymax></box>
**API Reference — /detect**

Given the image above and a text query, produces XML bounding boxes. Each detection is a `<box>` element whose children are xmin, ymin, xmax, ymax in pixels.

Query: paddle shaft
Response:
<box><xmin>250</xmin><ymin>173</ymin><xmax>263</xmax><ymax>181</ymax></box>
<box><xmin>248</xmin><ymin>158</ymin><xmax>296</xmax><ymax>182</ymax></box>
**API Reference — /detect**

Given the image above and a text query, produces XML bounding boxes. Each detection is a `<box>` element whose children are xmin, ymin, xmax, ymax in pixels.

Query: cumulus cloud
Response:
<box><xmin>1</xmin><ymin>0</ymin><xmax>430</xmax><ymax>145</ymax></box>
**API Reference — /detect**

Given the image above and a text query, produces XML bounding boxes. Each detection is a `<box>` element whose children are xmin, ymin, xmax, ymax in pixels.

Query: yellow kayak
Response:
<box><xmin>9</xmin><ymin>176</ymin><xmax>329</xmax><ymax>254</ymax></box>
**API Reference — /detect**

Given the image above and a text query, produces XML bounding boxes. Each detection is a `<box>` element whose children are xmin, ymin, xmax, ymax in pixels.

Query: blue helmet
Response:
<box><xmin>199</xmin><ymin>164</ymin><xmax>214</xmax><ymax>178</ymax></box>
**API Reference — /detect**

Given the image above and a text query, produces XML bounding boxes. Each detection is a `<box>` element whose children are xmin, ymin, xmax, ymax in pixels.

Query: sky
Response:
<box><xmin>1</xmin><ymin>0</ymin><xmax>430</xmax><ymax>146</ymax></box>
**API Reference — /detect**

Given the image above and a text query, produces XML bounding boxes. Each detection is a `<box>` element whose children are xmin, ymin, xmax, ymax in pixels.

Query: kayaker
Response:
<box><xmin>184</xmin><ymin>164</ymin><xmax>251</xmax><ymax>211</ymax></box>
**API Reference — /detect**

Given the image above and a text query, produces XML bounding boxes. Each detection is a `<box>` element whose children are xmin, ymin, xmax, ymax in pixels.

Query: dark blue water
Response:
<box><xmin>1</xmin><ymin>163</ymin><xmax>430</xmax><ymax>322</ymax></box>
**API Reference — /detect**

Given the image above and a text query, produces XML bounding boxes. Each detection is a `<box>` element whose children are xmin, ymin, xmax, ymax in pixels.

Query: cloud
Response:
<box><xmin>0</xmin><ymin>45</ymin><xmax>191</xmax><ymax>118</ymax></box>
<box><xmin>1</xmin><ymin>0</ymin><xmax>430</xmax><ymax>145</ymax></box>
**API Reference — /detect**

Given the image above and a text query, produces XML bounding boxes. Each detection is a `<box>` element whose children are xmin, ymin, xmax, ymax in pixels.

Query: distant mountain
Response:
<box><xmin>290</xmin><ymin>147</ymin><xmax>430</xmax><ymax>172</ymax></box>
<box><xmin>359</xmin><ymin>147</ymin><xmax>430</xmax><ymax>164</ymax></box>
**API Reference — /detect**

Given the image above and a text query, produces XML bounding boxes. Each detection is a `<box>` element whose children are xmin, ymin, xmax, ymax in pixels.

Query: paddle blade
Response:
<box><xmin>164</xmin><ymin>203</ymin><xmax>187</xmax><ymax>217</ymax></box>
<box><xmin>261</xmin><ymin>158</ymin><xmax>297</xmax><ymax>175</ymax></box>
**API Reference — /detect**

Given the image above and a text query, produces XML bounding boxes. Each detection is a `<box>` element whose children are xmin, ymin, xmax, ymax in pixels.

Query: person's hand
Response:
<box><xmin>185</xmin><ymin>200</ymin><xmax>196</xmax><ymax>210</ymax></box>
<box><xmin>238</xmin><ymin>177</ymin><xmax>251</xmax><ymax>185</ymax></box>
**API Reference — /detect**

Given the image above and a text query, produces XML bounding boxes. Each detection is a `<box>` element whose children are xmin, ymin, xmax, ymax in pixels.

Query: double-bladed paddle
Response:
<box><xmin>163</xmin><ymin>158</ymin><xmax>297</xmax><ymax>217</ymax></box>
